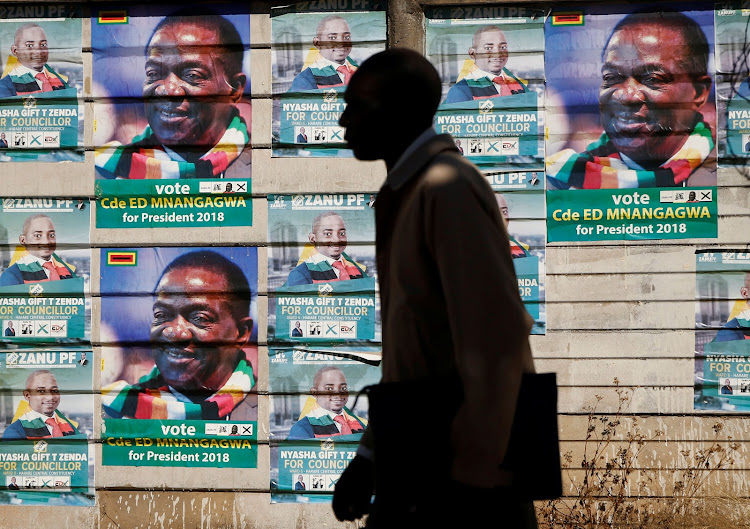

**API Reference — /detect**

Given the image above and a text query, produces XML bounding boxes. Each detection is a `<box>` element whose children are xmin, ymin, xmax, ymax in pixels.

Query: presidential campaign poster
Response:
<box><xmin>269</xmin><ymin>347</ymin><xmax>380</xmax><ymax>503</ymax></box>
<box><xmin>91</xmin><ymin>5</ymin><xmax>252</xmax><ymax>229</ymax></box>
<box><xmin>426</xmin><ymin>6</ymin><xmax>545</xmax><ymax>172</ymax></box>
<box><xmin>0</xmin><ymin>5</ymin><xmax>83</xmax><ymax>162</ymax></box>
<box><xmin>271</xmin><ymin>0</ymin><xmax>386</xmax><ymax>157</ymax></box>
<box><xmin>267</xmin><ymin>194</ymin><xmax>378</xmax><ymax>344</ymax></box>
<box><xmin>489</xmin><ymin>187</ymin><xmax>546</xmax><ymax>334</ymax></box>
<box><xmin>0</xmin><ymin>199</ymin><xmax>90</xmax><ymax>343</ymax></box>
<box><xmin>715</xmin><ymin>2</ymin><xmax>750</xmax><ymax>163</ymax></box>
<box><xmin>100</xmin><ymin>247</ymin><xmax>259</xmax><ymax>467</ymax></box>
<box><xmin>545</xmin><ymin>5</ymin><xmax>718</xmax><ymax>241</ymax></box>
<box><xmin>695</xmin><ymin>251</ymin><xmax>750</xmax><ymax>411</ymax></box>
<box><xmin>0</xmin><ymin>348</ymin><xmax>94</xmax><ymax>506</ymax></box>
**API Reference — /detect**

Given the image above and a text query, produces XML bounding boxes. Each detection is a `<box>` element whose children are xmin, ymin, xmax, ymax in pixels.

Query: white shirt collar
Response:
<box><xmin>12</xmin><ymin>63</ymin><xmax>48</xmax><ymax>79</ymax></box>
<box><xmin>389</xmin><ymin>127</ymin><xmax>437</xmax><ymax>175</ymax></box>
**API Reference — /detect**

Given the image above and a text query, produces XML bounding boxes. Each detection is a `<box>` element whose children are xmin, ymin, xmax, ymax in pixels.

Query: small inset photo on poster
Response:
<box><xmin>0</xmin><ymin>6</ymin><xmax>84</xmax><ymax>162</ymax></box>
<box><xmin>91</xmin><ymin>5</ymin><xmax>252</xmax><ymax>229</ymax></box>
<box><xmin>267</xmin><ymin>194</ymin><xmax>378</xmax><ymax>343</ymax></box>
<box><xmin>271</xmin><ymin>1</ymin><xmax>386</xmax><ymax>157</ymax></box>
<box><xmin>268</xmin><ymin>347</ymin><xmax>381</xmax><ymax>503</ymax></box>
<box><xmin>695</xmin><ymin>250</ymin><xmax>750</xmax><ymax>412</ymax></box>
<box><xmin>99</xmin><ymin>246</ymin><xmax>259</xmax><ymax>468</ymax></box>
<box><xmin>426</xmin><ymin>6</ymin><xmax>545</xmax><ymax>172</ymax></box>
<box><xmin>0</xmin><ymin>198</ymin><xmax>91</xmax><ymax>343</ymax></box>
<box><xmin>545</xmin><ymin>4</ymin><xmax>718</xmax><ymax>241</ymax></box>
<box><xmin>0</xmin><ymin>347</ymin><xmax>94</xmax><ymax>506</ymax></box>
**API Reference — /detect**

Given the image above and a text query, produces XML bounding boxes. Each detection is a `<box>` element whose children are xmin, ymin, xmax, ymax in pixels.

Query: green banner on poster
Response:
<box><xmin>547</xmin><ymin>188</ymin><xmax>717</xmax><ymax>241</ymax></box>
<box><xmin>103</xmin><ymin>419</ymin><xmax>257</xmax><ymax>467</ymax></box>
<box><xmin>95</xmin><ymin>179</ymin><xmax>251</xmax><ymax>228</ymax></box>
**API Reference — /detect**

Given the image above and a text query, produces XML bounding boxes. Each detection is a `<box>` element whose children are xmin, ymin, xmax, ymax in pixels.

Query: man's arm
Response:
<box><xmin>423</xmin><ymin>157</ymin><xmax>533</xmax><ymax>487</ymax></box>
<box><xmin>0</xmin><ymin>76</ymin><xmax>17</xmax><ymax>98</ymax></box>
<box><xmin>2</xmin><ymin>421</ymin><xmax>27</xmax><ymax>440</ymax></box>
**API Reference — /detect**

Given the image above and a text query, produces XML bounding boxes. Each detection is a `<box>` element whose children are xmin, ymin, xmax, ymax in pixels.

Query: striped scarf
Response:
<box><xmin>15</xmin><ymin>252</ymin><xmax>75</xmax><ymax>283</ymax></box>
<box><xmin>465</xmin><ymin>68</ymin><xmax>527</xmax><ymax>99</ymax></box>
<box><xmin>94</xmin><ymin>112</ymin><xmax>249</xmax><ymax>179</ymax></box>
<box><xmin>309</xmin><ymin>58</ymin><xmax>358</xmax><ymax>89</ymax></box>
<box><xmin>305</xmin><ymin>252</ymin><xmax>366</xmax><ymax>284</ymax></box>
<box><xmin>19</xmin><ymin>410</ymin><xmax>80</xmax><ymax>439</ymax></box>
<box><xmin>303</xmin><ymin>404</ymin><xmax>366</xmax><ymax>438</ymax></box>
<box><xmin>547</xmin><ymin>121</ymin><xmax>714</xmax><ymax>189</ymax></box>
<box><xmin>509</xmin><ymin>235</ymin><xmax>530</xmax><ymax>259</ymax></box>
<box><xmin>102</xmin><ymin>357</ymin><xmax>255</xmax><ymax>420</ymax></box>
<box><xmin>10</xmin><ymin>65</ymin><xmax>68</xmax><ymax>95</ymax></box>
<box><xmin>734</xmin><ymin>309</ymin><xmax>750</xmax><ymax>339</ymax></box>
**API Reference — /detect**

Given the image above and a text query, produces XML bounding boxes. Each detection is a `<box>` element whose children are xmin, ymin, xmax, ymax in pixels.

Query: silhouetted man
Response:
<box><xmin>333</xmin><ymin>48</ymin><xmax>536</xmax><ymax>528</ymax></box>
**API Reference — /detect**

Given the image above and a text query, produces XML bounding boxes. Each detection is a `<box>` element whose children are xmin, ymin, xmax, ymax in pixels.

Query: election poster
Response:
<box><xmin>490</xmin><ymin>188</ymin><xmax>546</xmax><ymax>335</ymax></box>
<box><xmin>91</xmin><ymin>5</ymin><xmax>252</xmax><ymax>228</ymax></box>
<box><xmin>695</xmin><ymin>250</ymin><xmax>750</xmax><ymax>411</ymax></box>
<box><xmin>0</xmin><ymin>5</ymin><xmax>83</xmax><ymax>162</ymax></box>
<box><xmin>715</xmin><ymin>2</ymin><xmax>750</xmax><ymax>163</ymax></box>
<box><xmin>269</xmin><ymin>347</ymin><xmax>380</xmax><ymax>503</ymax></box>
<box><xmin>271</xmin><ymin>0</ymin><xmax>386</xmax><ymax>157</ymax></box>
<box><xmin>267</xmin><ymin>194</ymin><xmax>378</xmax><ymax>344</ymax></box>
<box><xmin>545</xmin><ymin>5</ymin><xmax>718</xmax><ymax>241</ymax></box>
<box><xmin>99</xmin><ymin>246</ymin><xmax>259</xmax><ymax>467</ymax></box>
<box><xmin>0</xmin><ymin>347</ymin><xmax>94</xmax><ymax>506</ymax></box>
<box><xmin>426</xmin><ymin>6</ymin><xmax>545</xmax><ymax>172</ymax></box>
<box><xmin>0</xmin><ymin>198</ymin><xmax>90</xmax><ymax>343</ymax></box>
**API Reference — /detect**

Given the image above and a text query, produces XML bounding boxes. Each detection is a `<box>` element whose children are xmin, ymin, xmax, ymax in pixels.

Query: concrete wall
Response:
<box><xmin>0</xmin><ymin>0</ymin><xmax>747</xmax><ymax>527</ymax></box>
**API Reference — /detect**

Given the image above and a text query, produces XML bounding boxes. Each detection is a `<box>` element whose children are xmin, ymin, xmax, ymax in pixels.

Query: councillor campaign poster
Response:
<box><xmin>545</xmin><ymin>5</ymin><xmax>718</xmax><ymax>241</ymax></box>
<box><xmin>695</xmin><ymin>250</ymin><xmax>750</xmax><ymax>411</ymax></box>
<box><xmin>426</xmin><ymin>6</ymin><xmax>545</xmax><ymax>172</ymax></box>
<box><xmin>490</xmin><ymin>188</ymin><xmax>546</xmax><ymax>334</ymax></box>
<box><xmin>271</xmin><ymin>0</ymin><xmax>386</xmax><ymax>157</ymax></box>
<box><xmin>269</xmin><ymin>347</ymin><xmax>380</xmax><ymax>503</ymax></box>
<box><xmin>715</xmin><ymin>2</ymin><xmax>750</xmax><ymax>163</ymax></box>
<box><xmin>0</xmin><ymin>348</ymin><xmax>94</xmax><ymax>506</ymax></box>
<box><xmin>100</xmin><ymin>247</ymin><xmax>259</xmax><ymax>467</ymax></box>
<box><xmin>0</xmin><ymin>5</ymin><xmax>83</xmax><ymax>162</ymax></box>
<box><xmin>0</xmin><ymin>198</ymin><xmax>90</xmax><ymax>343</ymax></box>
<box><xmin>91</xmin><ymin>5</ymin><xmax>252</xmax><ymax>228</ymax></box>
<box><xmin>267</xmin><ymin>194</ymin><xmax>378</xmax><ymax>344</ymax></box>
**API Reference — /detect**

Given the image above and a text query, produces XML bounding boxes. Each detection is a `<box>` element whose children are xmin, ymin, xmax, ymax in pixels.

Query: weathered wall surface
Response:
<box><xmin>0</xmin><ymin>0</ymin><xmax>747</xmax><ymax>527</ymax></box>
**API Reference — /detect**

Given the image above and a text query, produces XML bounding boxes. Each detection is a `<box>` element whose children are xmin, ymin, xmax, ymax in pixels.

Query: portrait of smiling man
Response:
<box><xmin>284</xmin><ymin>211</ymin><xmax>368</xmax><ymax>286</ymax></box>
<box><xmin>289</xmin><ymin>15</ymin><xmax>357</xmax><ymax>91</ymax></box>
<box><xmin>102</xmin><ymin>250</ymin><xmax>257</xmax><ymax>421</ymax></box>
<box><xmin>94</xmin><ymin>8</ymin><xmax>251</xmax><ymax>180</ymax></box>
<box><xmin>287</xmin><ymin>366</ymin><xmax>366</xmax><ymax>440</ymax></box>
<box><xmin>547</xmin><ymin>11</ymin><xmax>715</xmax><ymax>189</ymax></box>
<box><xmin>0</xmin><ymin>213</ymin><xmax>77</xmax><ymax>287</ymax></box>
<box><xmin>0</xmin><ymin>22</ymin><xmax>71</xmax><ymax>97</ymax></box>
<box><xmin>444</xmin><ymin>25</ymin><xmax>528</xmax><ymax>104</ymax></box>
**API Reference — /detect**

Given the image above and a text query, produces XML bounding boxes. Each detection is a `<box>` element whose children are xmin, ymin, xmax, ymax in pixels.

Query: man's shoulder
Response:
<box><xmin>2</xmin><ymin>420</ymin><xmax>27</xmax><ymax>440</ymax></box>
<box><xmin>285</xmin><ymin>262</ymin><xmax>312</xmax><ymax>286</ymax></box>
<box><xmin>444</xmin><ymin>80</ymin><xmax>471</xmax><ymax>103</ymax></box>
<box><xmin>0</xmin><ymin>75</ymin><xmax>16</xmax><ymax>97</ymax></box>
<box><xmin>0</xmin><ymin>264</ymin><xmax>22</xmax><ymax>286</ymax></box>
<box><xmin>289</xmin><ymin>68</ymin><xmax>317</xmax><ymax>92</ymax></box>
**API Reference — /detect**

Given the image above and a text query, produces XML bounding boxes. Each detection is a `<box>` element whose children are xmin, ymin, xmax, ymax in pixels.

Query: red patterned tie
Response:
<box><xmin>334</xmin><ymin>415</ymin><xmax>352</xmax><ymax>435</ymax></box>
<box><xmin>492</xmin><ymin>76</ymin><xmax>513</xmax><ymax>96</ymax></box>
<box><xmin>35</xmin><ymin>72</ymin><xmax>52</xmax><ymax>92</ymax></box>
<box><xmin>337</xmin><ymin>65</ymin><xmax>352</xmax><ymax>85</ymax></box>
<box><xmin>43</xmin><ymin>261</ymin><xmax>60</xmax><ymax>280</ymax></box>
<box><xmin>46</xmin><ymin>417</ymin><xmax>63</xmax><ymax>437</ymax></box>
<box><xmin>332</xmin><ymin>261</ymin><xmax>350</xmax><ymax>280</ymax></box>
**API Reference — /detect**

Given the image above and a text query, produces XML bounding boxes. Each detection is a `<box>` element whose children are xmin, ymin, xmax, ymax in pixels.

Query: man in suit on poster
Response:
<box><xmin>289</xmin><ymin>15</ymin><xmax>357</xmax><ymax>92</ymax></box>
<box><xmin>444</xmin><ymin>25</ymin><xmax>528</xmax><ymax>104</ymax></box>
